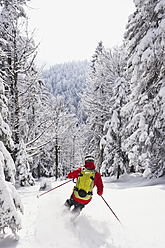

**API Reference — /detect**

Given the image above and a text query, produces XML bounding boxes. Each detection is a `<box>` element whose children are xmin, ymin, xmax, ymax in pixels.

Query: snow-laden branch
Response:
<box><xmin>26</xmin><ymin>138</ymin><xmax>53</xmax><ymax>154</ymax></box>
<box><xmin>26</xmin><ymin>120</ymin><xmax>56</xmax><ymax>147</ymax></box>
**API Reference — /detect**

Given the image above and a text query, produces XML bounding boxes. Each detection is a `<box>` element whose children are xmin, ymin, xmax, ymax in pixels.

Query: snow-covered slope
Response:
<box><xmin>0</xmin><ymin>174</ymin><xmax>165</xmax><ymax>248</ymax></box>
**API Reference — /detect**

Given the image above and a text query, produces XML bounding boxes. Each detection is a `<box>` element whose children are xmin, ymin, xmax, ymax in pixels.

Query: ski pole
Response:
<box><xmin>37</xmin><ymin>179</ymin><xmax>72</xmax><ymax>198</ymax></box>
<box><xmin>101</xmin><ymin>195</ymin><xmax>122</xmax><ymax>225</ymax></box>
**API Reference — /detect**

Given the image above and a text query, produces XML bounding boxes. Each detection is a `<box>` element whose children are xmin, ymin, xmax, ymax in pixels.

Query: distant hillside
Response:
<box><xmin>42</xmin><ymin>60</ymin><xmax>90</xmax><ymax>120</ymax></box>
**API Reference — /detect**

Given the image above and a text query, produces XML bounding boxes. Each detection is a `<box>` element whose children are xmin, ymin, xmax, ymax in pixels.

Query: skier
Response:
<box><xmin>64</xmin><ymin>154</ymin><xmax>103</xmax><ymax>215</ymax></box>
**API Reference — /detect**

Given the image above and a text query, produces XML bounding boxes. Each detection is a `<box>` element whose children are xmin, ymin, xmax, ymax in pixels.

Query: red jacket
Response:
<box><xmin>68</xmin><ymin>161</ymin><xmax>103</xmax><ymax>204</ymax></box>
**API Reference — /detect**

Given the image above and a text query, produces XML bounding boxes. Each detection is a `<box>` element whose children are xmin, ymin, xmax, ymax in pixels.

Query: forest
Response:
<box><xmin>0</xmin><ymin>0</ymin><xmax>165</xmax><ymax>238</ymax></box>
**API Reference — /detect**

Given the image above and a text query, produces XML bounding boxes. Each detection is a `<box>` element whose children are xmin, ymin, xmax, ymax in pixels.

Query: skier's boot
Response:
<box><xmin>63</xmin><ymin>199</ymin><xmax>71</xmax><ymax>213</ymax></box>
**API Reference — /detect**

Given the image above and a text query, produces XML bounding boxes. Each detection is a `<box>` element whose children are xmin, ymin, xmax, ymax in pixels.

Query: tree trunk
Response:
<box><xmin>38</xmin><ymin>163</ymin><xmax>41</xmax><ymax>178</ymax></box>
<box><xmin>117</xmin><ymin>164</ymin><xmax>120</xmax><ymax>179</ymax></box>
<box><xmin>100</xmin><ymin>144</ymin><xmax>104</xmax><ymax>173</ymax></box>
<box><xmin>55</xmin><ymin>137</ymin><xmax>58</xmax><ymax>180</ymax></box>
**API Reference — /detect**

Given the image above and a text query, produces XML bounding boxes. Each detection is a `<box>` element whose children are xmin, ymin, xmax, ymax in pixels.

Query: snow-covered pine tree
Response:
<box><xmin>0</xmin><ymin>77</ymin><xmax>23</xmax><ymax>239</ymax></box>
<box><xmin>100</xmin><ymin>46</ymin><xmax>129</xmax><ymax>178</ymax></box>
<box><xmin>123</xmin><ymin>0</ymin><xmax>165</xmax><ymax>177</ymax></box>
<box><xmin>82</xmin><ymin>42</ymin><xmax>111</xmax><ymax>170</ymax></box>
<box><xmin>84</xmin><ymin>43</ymin><xmax>126</xmax><ymax>172</ymax></box>
<box><xmin>91</xmin><ymin>41</ymin><xmax>103</xmax><ymax>73</ymax></box>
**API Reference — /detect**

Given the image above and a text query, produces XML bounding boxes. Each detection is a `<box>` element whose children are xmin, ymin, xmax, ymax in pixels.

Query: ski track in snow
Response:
<box><xmin>0</xmin><ymin>175</ymin><xmax>165</xmax><ymax>248</ymax></box>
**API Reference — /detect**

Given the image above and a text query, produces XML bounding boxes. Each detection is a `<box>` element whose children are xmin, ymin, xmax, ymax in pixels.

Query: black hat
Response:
<box><xmin>85</xmin><ymin>154</ymin><xmax>94</xmax><ymax>163</ymax></box>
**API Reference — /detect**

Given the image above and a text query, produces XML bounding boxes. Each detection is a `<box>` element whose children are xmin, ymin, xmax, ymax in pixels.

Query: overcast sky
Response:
<box><xmin>27</xmin><ymin>0</ymin><xmax>135</xmax><ymax>68</ymax></box>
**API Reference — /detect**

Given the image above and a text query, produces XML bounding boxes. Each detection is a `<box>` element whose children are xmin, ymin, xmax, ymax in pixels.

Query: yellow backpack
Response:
<box><xmin>73</xmin><ymin>167</ymin><xmax>96</xmax><ymax>201</ymax></box>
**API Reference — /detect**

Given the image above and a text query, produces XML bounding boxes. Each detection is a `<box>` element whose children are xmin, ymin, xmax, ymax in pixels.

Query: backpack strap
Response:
<box><xmin>74</xmin><ymin>187</ymin><xmax>93</xmax><ymax>195</ymax></box>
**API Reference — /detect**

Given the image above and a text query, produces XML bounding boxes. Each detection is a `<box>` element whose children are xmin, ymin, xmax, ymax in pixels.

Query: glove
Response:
<box><xmin>97</xmin><ymin>191</ymin><xmax>102</xmax><ymax>196</ymax></box>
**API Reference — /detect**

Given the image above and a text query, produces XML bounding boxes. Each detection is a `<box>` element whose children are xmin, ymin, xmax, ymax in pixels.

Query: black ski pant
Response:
<box><xmin>64</xmin><ymin>194</ymin><xmax>85</xmax><ymax>214</ymax></box>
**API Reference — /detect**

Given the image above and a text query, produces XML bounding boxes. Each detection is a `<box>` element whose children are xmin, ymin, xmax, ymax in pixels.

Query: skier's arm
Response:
<box><xmin>67</xmin><ymin>168</ymin><xmax>81</xmax><ymax>179</ymax></box>
<box><xmin>95</xmin><ymin>172</ymin><xmax>103</xmax><ymax>196</ymax></box>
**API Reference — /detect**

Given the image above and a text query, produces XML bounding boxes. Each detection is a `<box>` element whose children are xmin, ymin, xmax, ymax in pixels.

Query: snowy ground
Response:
<box><xmin>0</xmin><ymin>173</ymin><xmax>165</xmax><ymax>248</ymax></box>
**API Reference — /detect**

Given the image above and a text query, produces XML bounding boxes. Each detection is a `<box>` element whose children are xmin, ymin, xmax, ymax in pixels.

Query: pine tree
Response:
<box><xmin>99</xmin><ymin>46</ymin><xmax>129</xmax><ymax>178</ymax></box>
<box><xmin>91</xmin><ymin>41</ymin><xmax>103</xmax><ymax>73</ymax></box>
<box><xmin>84</xmin><ymin>44</ymin><xmax>126</xmax><ymax>172</ymax></box>
<box><xmin>0</xmin><ymin>76</ymin><xmax>23</xmax><ymax>239</ymax></box>
<box><xmin>123</xmin><ymin>0</ymin><xmax>165</xmax><ymax>177</ymax></box>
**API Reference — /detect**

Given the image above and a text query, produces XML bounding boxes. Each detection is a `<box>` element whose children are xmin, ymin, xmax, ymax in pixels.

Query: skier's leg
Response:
<box><xmin>64</xmin><ymin>194</ymin><xmax>76</xmax><ymax>210</ymax></box>
<box><xmin>64</xmin><ymin>199</ymin><xmax>72</xmax><ymax>209</ymax></box>
<box><xmin>72</xmin><ymin>203</ymin><xmax>85</xmax><ymax>215</ymax></box>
